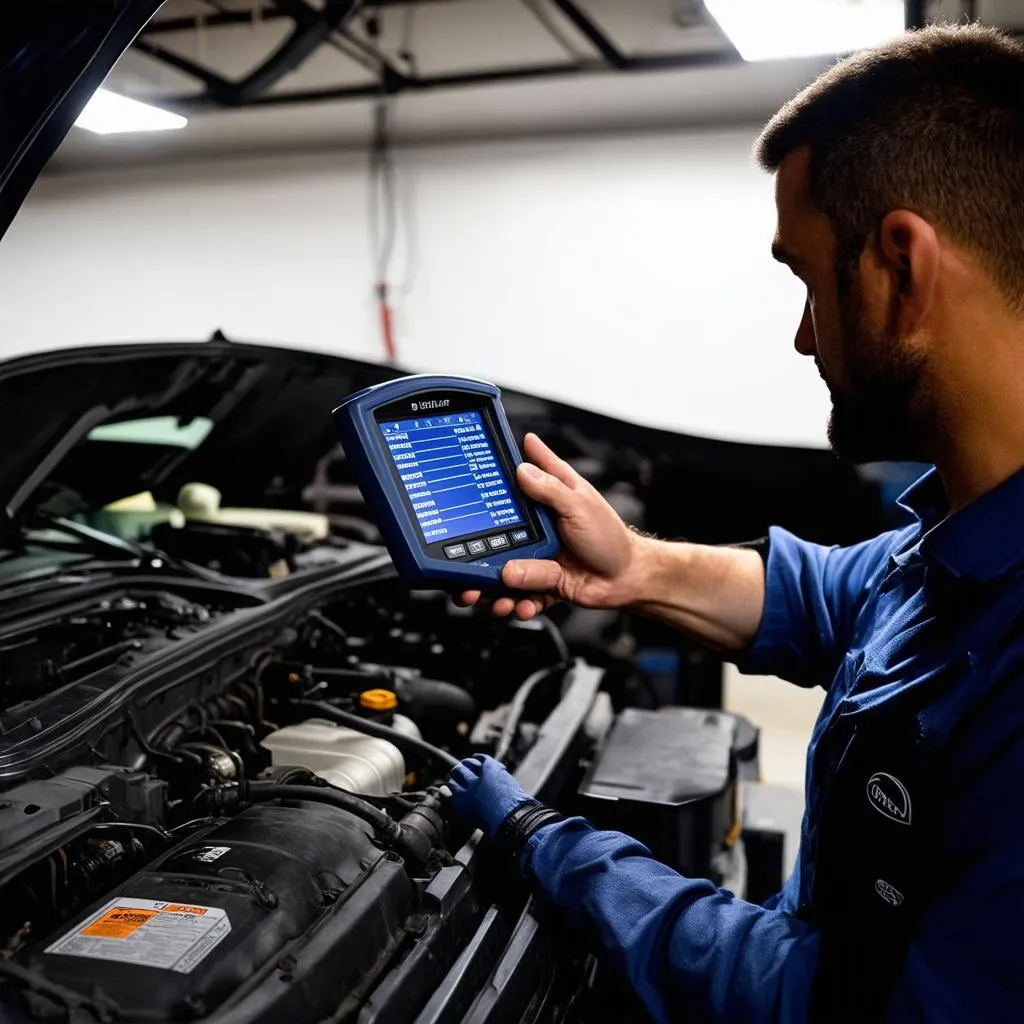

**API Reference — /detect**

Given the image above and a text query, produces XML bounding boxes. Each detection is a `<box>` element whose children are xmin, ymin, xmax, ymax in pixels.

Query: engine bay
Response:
<box><xmin>0</xmin><ymin>555</ymin><xmax>756</xmax><ymax>1024</ymax></box>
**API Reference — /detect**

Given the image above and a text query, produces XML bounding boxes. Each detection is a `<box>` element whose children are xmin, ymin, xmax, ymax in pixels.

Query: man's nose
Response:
<box><xmin>794</xmin><ymin>300</ymin><xmax>816</xmax><ymax>357</ymax></box>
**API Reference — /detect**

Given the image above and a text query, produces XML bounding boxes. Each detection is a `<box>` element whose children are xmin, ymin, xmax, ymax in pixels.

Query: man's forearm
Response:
<box><xmin>626</xmin><ymin>536</ymin><xmax>766</xmax><ymax>654</ymax></box>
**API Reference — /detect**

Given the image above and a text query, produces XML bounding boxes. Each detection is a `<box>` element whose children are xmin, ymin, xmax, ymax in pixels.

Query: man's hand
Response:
<box><xmin>458</xmin><ymin>433</ymin><xmax>652</xmax><ymax>620</ymax></box>
<box><xmin>447</xmin><ymin>755</ymin><xmax>536</xmax><ymax>840</ymax></box>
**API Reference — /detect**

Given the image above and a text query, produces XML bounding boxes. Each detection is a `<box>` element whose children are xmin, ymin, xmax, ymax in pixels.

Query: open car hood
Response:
<box><xmin>0</xmin><ymin>338</ymin><xmax>886</xmax><ymax>546</ymax></box>
<box><xmin>0</xmin><ymin>339</ymin><xmax>397</xmax><ymax>521</ymax></box>
<box><xmin>0</xmin><ymin>1</ymin><xmax>165</xmax><ymax>242</ymax></box>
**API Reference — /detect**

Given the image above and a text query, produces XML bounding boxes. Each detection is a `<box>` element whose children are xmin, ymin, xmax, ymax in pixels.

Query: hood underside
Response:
<box><xmin>1</xmin><ymin>339</ymin><xmax>397</xmax><ymax>520</ymax></box>
<box><xmin>0</xmin><ymin>338</ymin><xmax>886</xmax><ymax>547</ymax></box>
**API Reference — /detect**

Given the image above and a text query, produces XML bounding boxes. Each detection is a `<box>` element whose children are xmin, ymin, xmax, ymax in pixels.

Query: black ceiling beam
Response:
<box><xmin>624</xmin><ymin>50</ymin><xmax>737</xmax><ymax>72</ymax></box>
<box><xmin>132</xmin><ymin>37</ymin><xmax>233</xmax><ymax>92</ymax></box>
<box><xmin>143</xmin><ymin>6</ymin><xmax>288</xmax><ymax>34</ymax></box>
<box><xmin>520</xmin><ymin>0</ymin><xmax>582</xmax><ymax>60</ymax></box>
<box><xmin>136</xmin><ymin>0</ymin><xmax>361</xmax><ymax>107</ymax></box>
<box><xmin>228</xmin><ymin>0</ymin><xmax>358</xmax><ymax>103</ymax></box>
<box><xmin>141</xmin><ymin>0</ymin><xmax>458</xmax><ymax>35</ymax></box>
<box><xmin>549</xmin><ymin>0</ymin><xmax>626</xmax><ymax>68</ymax></box>
<box><xmin>335</xmin><ymin>27</ymin><xmax>415</xmax><ymax>90</ymax></box>
<box><xmin>157</xmin><ymin>46</ymin><xmax>741</xmax><ymax>111</ymax></box>
<box><xmin>325</xmin><ymin>34</ymin><xmax>384</xmax><ymax>75</ymax></box>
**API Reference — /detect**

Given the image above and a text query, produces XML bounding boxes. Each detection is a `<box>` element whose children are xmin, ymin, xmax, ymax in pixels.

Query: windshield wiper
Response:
<box><xmin>26</xmin><ymin>512</ymin><xmax>145</xmax><ymax>560</ymax></box>
<box><xmin>0</xmin><ymin>513</ymin><xmax>204</xmax><ymax>582</ymax></box>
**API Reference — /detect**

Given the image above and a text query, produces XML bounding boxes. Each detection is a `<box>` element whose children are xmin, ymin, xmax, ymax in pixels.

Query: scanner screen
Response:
<box><xmin>379</xmin><ymin>411</ymin><xmax>526</xmax><ymax>545</ymax></box>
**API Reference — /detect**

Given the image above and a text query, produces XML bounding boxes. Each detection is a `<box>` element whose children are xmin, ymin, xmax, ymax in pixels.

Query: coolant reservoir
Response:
<box><xmin>260</xmin><ymin>716</ymin><xmax>419</xmax><ymax>796</ymax></box>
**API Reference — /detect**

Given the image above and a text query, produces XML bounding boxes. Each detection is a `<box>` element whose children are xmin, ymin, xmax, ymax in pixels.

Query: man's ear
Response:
<box><xmin>875</xmin><ymin>210</ymin><xmax>940</xmax><ymax>336</ymax></box>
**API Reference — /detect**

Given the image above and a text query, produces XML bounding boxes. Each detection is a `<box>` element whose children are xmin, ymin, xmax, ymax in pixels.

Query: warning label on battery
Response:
<box><xmin>82</xmin><ymin>907</ymin><xmax>157</xmax><ymax>939</ymax></box>
<box><xmin>45</xmin><ymin>897</ymin><xmax>231</xmax><ymax>973</ymax></box>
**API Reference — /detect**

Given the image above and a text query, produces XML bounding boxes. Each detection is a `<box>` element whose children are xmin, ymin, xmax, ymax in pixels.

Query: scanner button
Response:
<box><xmin>488</xmin><ymin>534</ymin><xmax>510</xmax><ymax>550</ymax></box>
<box><xmin>444</xmin><ymin>543</ymin><xmax>468</xmax><ymax>559</ymax></box>
<box><xmin>467</xmin><ymin>539</ymin><xmax>488</xmax><ymax>556</ymax></box>
<box><xmin>510</xmin><ymin>528</ymin><xmax>530</xmax><ymax>544</ymax></box>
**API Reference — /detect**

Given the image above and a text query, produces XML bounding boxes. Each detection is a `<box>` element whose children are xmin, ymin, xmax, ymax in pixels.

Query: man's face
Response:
<box><xmin>772</xmin><ymin>148</ymin><xmax>926</xmax><ymax>462</ymax></box>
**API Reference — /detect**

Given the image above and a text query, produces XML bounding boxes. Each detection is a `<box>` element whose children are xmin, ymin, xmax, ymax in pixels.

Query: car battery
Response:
<box><xmin>577</xmin><ymin>707</ymin><xmax>739</xmax><ymax>878</ymax></box>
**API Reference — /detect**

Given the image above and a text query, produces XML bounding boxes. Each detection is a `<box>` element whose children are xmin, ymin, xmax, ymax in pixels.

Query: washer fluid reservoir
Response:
<box><xmin>260</xmin><ymin>715</ymin><xmax>420</xmax><ymax>796</ymax></box>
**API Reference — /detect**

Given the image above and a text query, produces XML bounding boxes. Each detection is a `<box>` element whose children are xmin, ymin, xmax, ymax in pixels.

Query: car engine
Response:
<box><xmin>0</xmin><ymin>513</ymin><xmax>759</xmax><ymax>1024</ymax></box>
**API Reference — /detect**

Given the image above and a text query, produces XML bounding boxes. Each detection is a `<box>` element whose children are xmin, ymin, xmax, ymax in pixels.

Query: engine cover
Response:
<box><xmin>577</xmin><ymin>707</ymin><xmax>739</xmax><ymax>878</ymax></box>
<box><xmin>21</xmin><ymin>801</ymin><xmax>414</xmax><ymax>1021</ymax></box>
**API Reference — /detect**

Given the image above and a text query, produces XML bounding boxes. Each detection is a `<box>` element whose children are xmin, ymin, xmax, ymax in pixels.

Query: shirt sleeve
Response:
<box><xmin>522</xmin><ymin>818</ymin><xmax>821</xmax><ymax>1023</ymax></box>
<box><xmin>522</xmin><ymin>809</ymin><xmax>1024</xmax><ymax>1023</ymax></box>
<box><xmin>735</xmin><ymin>526</ymin><xmax>904</xmax><ymax>687</ymax></box>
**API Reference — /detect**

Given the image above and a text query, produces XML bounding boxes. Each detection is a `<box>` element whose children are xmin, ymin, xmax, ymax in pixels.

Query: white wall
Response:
<box><xmin>0</xmin><ymin>127</ymin><xmax>828</xmax><ymax>447</ymax></box>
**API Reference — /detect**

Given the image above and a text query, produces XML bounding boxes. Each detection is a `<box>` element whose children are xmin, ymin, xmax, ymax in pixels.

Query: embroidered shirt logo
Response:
<box><xmin>874</xmin><ymin>879</ymin><xmax>905</xmax><ymax>907</ymax></box>
<box><xmin>866</xmin><ymin>772</ymin><xmax>912</xmax><ymax>825</ymax></box>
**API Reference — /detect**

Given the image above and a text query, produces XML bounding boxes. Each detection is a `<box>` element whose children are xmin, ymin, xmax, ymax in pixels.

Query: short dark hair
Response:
<box><xmin>756</xmin><ymin>24</ymin><xmax>1024</xmax><ymax>308</ymax></box>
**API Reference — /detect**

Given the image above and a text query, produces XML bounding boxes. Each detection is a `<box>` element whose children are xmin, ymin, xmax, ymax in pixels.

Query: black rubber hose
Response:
<box><xmin>392</xmin><ymin>675</ymin><xmax>477</xmax><ymax>723</ymax></box>
<box><xmin>271</xmin><ymin>767</ymin><xmax>425</xmax><ymax>811</ymax></box>
<box><xmin>293</xmin><ymin>699</ymin><xmax>459</xmax><ymax>770</ymax></box>
<box><xmin>245</xmin><ymin>782</ymin><xmax>401</xmax><ymax>842</ymax></box>
<box><xmin>494</xmin><ymin>663</ymin><xmax>569</xmax><ymax>764</ymax></box>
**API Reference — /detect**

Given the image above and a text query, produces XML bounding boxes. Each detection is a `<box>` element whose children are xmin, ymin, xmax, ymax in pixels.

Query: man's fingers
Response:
<box><xmin>460</xmin><ymin>587</ymin><xmax>551</xmax><ymax>619</ymax></box>
<box><xmin>522</xmin><ymin>433</ymin><xmax>580</xmax><ymax>489</ymax></box>
<box><xmin>513</xmin><ymin>597</ymin><xmax>546</xmax><ymax>621</ymax></box>
<box><xmin>516</xmin><ymin>460</ymin><xmax>579</xmax><ymax>518</ymax></box>
<box><xmin>501</xmin><ymin>559</ymin><xmax>562</xmax><ymax>592</ymax></box>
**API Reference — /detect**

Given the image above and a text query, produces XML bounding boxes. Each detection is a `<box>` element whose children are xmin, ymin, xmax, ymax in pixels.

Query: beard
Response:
<box><xmin>823</xmin><ymin>281</ymin><xmax>927</xmax><ymax>464</ymax></box>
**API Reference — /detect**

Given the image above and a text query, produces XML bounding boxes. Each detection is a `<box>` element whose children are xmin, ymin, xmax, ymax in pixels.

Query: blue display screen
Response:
<box><xmin>379</xmin><ymin>411</ymin><xmax>526</xmax><ymax>545</ymax></box>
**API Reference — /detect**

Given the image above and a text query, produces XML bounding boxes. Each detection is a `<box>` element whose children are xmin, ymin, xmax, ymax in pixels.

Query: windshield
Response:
<box><xmin>87</xmin><ymin>415</ymin><xmax>213</xmax><ymax>449</ymax></box>
<box><xmin>26</xmin><ymin>414</ymin><xmax>214</xmax><ymax>544</ymax></box>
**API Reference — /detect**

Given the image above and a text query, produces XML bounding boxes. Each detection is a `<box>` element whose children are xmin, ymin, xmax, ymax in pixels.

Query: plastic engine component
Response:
<box><xmin>19</xmin><ymin>800</ymin><xmax>414</xmax><ymax>1021</ymax></box>
<box><xmin>577</xmin><ymin>707</ymin><xmax>739</xmax><ymax>877</ymax></box>
<box><xmin>260</xmin><ymin>716</ymin><xmax>420</xmax><ymax>795</ymax></box>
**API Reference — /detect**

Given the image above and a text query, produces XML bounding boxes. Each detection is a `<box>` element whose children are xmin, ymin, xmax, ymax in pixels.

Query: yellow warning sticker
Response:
<box><xmin>46</xmin><ymin>898</ymin><xmax>230</xmax><ymax>973</ymax></box>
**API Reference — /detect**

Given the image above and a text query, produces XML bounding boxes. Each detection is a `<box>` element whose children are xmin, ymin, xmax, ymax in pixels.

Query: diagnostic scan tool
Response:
<box><xmin>333</xmin><ymin>375</ymin><xmax>560</xmax><ymax>588</ymax></box>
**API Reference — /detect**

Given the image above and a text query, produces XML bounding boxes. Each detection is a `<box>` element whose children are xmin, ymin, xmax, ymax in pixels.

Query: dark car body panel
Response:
<box><xmin>1</xmin><ymin>1</ymin><xmax>165</xmax><ymax>241</ymax></box>
<box><xmin>1</xmin><ymin>339</ymin><xmax>886</xmax><ymax>547</ymax></box>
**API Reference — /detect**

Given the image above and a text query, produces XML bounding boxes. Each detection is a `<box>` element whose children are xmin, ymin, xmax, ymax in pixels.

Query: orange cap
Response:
<box><xmin>360</xmin><ymin>688</ymin><xmax>398</xmax><ymax>712</ymax></box>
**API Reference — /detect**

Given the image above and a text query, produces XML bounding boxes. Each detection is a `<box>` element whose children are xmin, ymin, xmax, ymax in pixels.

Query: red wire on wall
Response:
<box><xmin>376</xmin><ymin>280</ymin><xmax>396</xmax><ymax>362</ymax></box>
<box><xmin>369</xmin><ymin>94</ymin><xmax>398</xmax><ymax>364</ymax></box>
<box><xmin>365</xmin><ymin>5</ymin><xmax>419</xmax><ymax>364</ymax></box>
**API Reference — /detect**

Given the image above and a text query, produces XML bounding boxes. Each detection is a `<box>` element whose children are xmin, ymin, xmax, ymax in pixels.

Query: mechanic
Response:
<box><xmin>449</xmin><ymin>24</ymin><xmax>1024</xmax><ymax>1024</ymax></box>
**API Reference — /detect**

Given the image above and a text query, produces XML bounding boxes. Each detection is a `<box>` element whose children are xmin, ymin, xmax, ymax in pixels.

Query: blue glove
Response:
<box><xmin>447</xmin><ymin>754</ymin><xmax>537</xmax><ymax>840</ymax></box>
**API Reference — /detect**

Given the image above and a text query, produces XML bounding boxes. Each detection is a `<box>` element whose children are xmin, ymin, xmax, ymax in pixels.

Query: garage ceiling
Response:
<box><xmin>49</xmin><ymin>0</ymin><xmax>1024</xmax><ymax>171</ymax></box>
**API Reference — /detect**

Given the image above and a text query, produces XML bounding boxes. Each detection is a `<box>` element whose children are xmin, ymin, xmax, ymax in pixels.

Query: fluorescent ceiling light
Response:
<box><xmin>74</xmin><ymin>88</ymin><xmax>187</xmax><ymax>135</ymax></box>
<box><xmin>704</xmin><ymin>0</ymin><xmax>905</xmax><ymax>62</ymax></box>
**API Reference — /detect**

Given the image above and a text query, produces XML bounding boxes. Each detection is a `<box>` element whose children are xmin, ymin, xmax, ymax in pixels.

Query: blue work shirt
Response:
<box><xmin>519</xmin><ymin>467</ymin><xmax>1024</xmax><ymax>1022</ymax></box>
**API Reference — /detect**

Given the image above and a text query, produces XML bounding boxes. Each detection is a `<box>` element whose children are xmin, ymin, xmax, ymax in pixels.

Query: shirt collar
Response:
<box><xmin>896</xmin><ymin>465</ymin><xmax>1024</xmax><ymax>583</ymax></box>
